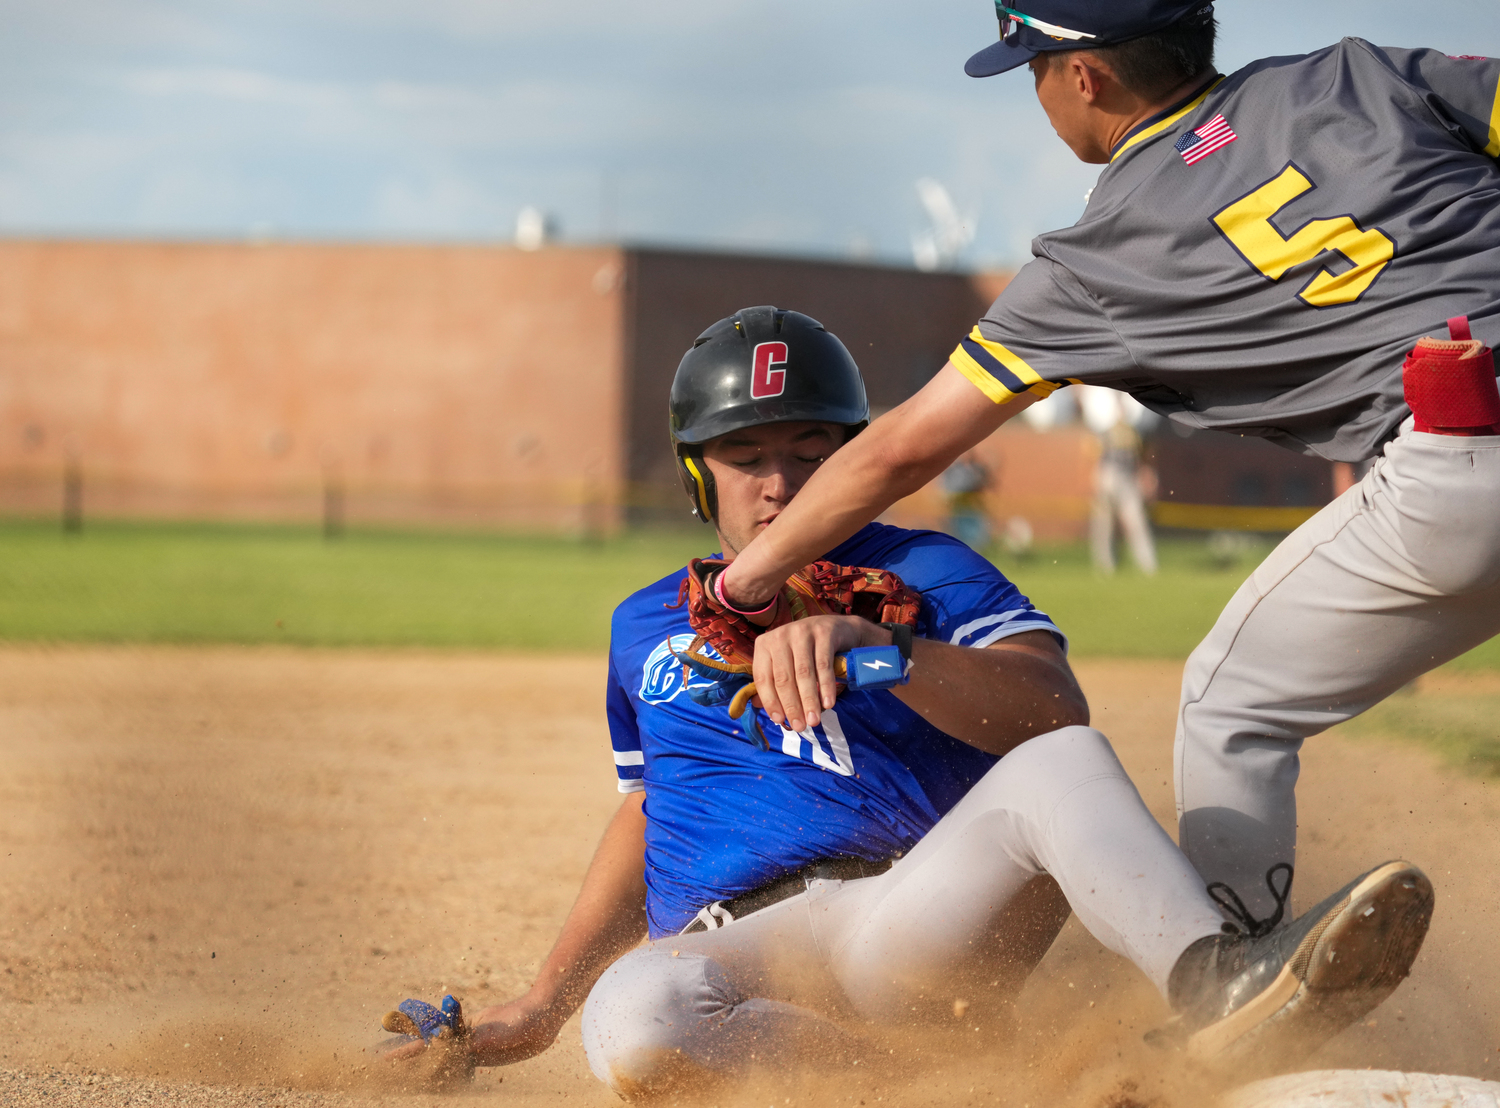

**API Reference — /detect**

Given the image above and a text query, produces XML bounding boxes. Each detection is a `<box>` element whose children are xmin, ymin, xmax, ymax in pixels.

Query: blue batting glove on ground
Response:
<box><xmin>382</xmin><ymin>995</ymin><xmax>464</xmax><ymax>1042</ymax></box>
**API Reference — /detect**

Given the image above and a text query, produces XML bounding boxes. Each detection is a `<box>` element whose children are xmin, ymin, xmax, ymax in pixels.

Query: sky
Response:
<box><xmin>1</xmin><ymin>0</ymin><xmax>1496</xmax><ymax>268</ymax></box>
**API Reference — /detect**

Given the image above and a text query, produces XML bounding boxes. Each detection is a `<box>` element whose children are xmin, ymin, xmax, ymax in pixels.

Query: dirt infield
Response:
<box><xmin>0</xmin><ymin>649</ymin><xmax>1496</xmax><ymax>1107</ymax></box>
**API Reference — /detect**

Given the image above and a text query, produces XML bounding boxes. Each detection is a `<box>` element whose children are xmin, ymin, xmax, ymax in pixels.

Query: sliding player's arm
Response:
<box><xmin>752</xmin><ymin>614</ymin><xmax>1086</xmax><ymax>754</ymax></box>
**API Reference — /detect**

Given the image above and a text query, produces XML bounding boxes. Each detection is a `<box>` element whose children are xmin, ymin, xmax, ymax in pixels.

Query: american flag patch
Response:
<box><xmin>1174</xmin><ymin>114</ymin><xmax>1237</xmax><ymax>164</ymax></box>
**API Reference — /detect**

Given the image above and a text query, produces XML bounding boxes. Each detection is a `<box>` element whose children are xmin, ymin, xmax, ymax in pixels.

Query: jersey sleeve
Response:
<box><xmin>606</xmin><ymin>651</ymin><xmax>645</xmax><ymax>794</ymax></box>
<box><xmin>881</xmin><ymin>530</ymin><xmax>1067</xmax><ymax>654</ymax></box>
<box><xmin>949</xmin><ymin>255</ymin><xmax>1139</xmax><ymax>404</ymax></box>
<box><xmin>1364</xmin><ymin>42</ymin><xmax>1500</xmax><ymax>159</ymax></box>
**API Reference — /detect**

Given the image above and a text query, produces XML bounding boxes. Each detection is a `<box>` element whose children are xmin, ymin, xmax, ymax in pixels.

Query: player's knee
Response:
<box><xmin>581</xmin><ymin>948</ymin><xmax>731</xmax><ymax>1098</ymax></box>
<box><xmin>1004</xmin><ymin>724</ymin><xmax>1118</xmax><ymax>779</ymax></box>
<box><xmin>974</xmin><ymin>725</ymin><xmax>1126</xmax><ymax>808</ymax></box>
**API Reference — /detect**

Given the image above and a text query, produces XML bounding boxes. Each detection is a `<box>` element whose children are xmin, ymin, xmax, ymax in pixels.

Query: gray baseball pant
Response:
<box><xmin>1177</xmin><ymin>425</ymin><xmax>1500</xmax><ymax>919</ymax></box>
<box><xmin>581</xmin><ymin>725</ymin><xmax>1226</xmax><ymax>1096</ymax></box>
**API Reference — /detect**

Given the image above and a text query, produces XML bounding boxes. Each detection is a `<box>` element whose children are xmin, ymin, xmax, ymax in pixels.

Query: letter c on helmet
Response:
<box><xmin>750</xmin><ymin>341</ymin><xmax>789</xmax><ymax>399</ymax></box>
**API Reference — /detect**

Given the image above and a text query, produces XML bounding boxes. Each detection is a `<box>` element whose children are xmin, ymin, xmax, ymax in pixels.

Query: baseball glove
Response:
<box><xmin>670</xmin><ymin>558</ymin><xmax>921</xmax><ymax>747</ymax></box>
<box><xmin>376</xmin><ymin>995</ymin><xmax>475</xmax><ymax>1088</ymax></box>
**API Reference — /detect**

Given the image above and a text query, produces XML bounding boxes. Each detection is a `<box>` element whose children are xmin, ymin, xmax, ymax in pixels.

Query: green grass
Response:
<box><xmin>0</xmin><ymin>518</ymin><xmax>706</xmax><ymax>650</ymax></box>
<box><xmin>0</xmin><ymin>519</ymin><xmax>1495</xmax><ymax>671</ymax></box>
<box><xmin>990</xmin><ymin>536</ymin><xmax>1500</xmax><ymax>670</ymax></box>
<box><xmin>1336</xmin><ymin>686</ymin><xmax>1500</xmax><ymax>776</ymax></box>
<box><xmin>987</xmin><ymin>536</ymin><xmax>1277</xmax><ymax>659</ymax></box>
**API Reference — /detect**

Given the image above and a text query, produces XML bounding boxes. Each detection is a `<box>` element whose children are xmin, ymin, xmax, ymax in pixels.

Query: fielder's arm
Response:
<box><xmin>721</xmin><ymin>362</ymin><xmax>1034</xmax><ymax>609</ymax></box>
<box><xmin>752</xmin><ymin>617</ymin><xmax>1086</xmax><ymax>755</ymax></box>
<box><xmin>446</xmin><ymin>792</ymin><xmax>648</xmax><ymax>1067</ymax></box>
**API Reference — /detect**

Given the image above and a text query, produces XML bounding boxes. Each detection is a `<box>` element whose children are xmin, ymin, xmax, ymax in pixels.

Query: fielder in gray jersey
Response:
<box><xmin>965</xmin><ymin>37</ymin><xmax>1500</xmax><ymax>461</ymax></box>
<box><xmin>717</xmin><ymin>2</ymin><xmax>1500</xmax><ymax>928</ymax></box>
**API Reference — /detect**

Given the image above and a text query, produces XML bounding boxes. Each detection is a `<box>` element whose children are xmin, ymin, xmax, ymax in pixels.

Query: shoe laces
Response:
<box><xmin>1206</xmin><ymin>863</ymin><xmax>1294</xmax><ymax>939</ymax></box>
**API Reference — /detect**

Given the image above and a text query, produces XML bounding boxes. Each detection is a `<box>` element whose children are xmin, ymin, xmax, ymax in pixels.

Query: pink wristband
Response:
<box><xmin>712</xmin><ymin>569</ymin><xmax>778</xmax><ymax>616</ymax></box>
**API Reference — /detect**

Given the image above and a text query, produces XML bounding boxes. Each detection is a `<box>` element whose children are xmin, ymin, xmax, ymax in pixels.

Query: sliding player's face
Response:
<box><xmin>702</xmin><ymin>421</ymin><xmax>844</xmax><ymax>558</ymax></box>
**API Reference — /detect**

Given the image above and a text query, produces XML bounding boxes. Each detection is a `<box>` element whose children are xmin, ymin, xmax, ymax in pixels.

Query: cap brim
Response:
<box><xmin>965</xmin><ymin>37</ymin><xmax>1038</xmax><ymax>78</ymax></box>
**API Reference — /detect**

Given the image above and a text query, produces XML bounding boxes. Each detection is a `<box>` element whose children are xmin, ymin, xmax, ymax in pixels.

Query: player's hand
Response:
<box><xmin>376</xmin><ymin>999</ymin><xmax>558</xmax><ymax>1084</ymax></box>
<box><xmin>377</xmin><ymin>993</ymin><xmax>566</xmax><ymax>1081</ymax></box>
<box><xmin>461</xmin><ymin>995</ymin><xmax>569</xmax><ymax>1067</ymax></box>
<box><xmin>376</xmin><ymin>995</ymin><xmax>476</xmax><ymax>1088</ymax></box>
<box><xmin>377</xmin><ymin>1031</ymin><xmax>474</xmax><ymax>1088</ymax></box>
<box><xmin>752</xmin><ymin>614</ymin><xmax>888</xmax><ymax>733</ymax></box>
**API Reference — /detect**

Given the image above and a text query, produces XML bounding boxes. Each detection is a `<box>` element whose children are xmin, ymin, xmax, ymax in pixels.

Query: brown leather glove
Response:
<box><xmin>670</xmin><ymin>559</ymin><xmax>921</xmax><ymax>746</ymax></box>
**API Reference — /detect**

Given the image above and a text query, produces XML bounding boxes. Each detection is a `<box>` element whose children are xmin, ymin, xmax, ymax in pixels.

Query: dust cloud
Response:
<box><xmin>0</xmin><ymin>649</ymin><xmax>1495</xmax><ymax>1106</ymax></box>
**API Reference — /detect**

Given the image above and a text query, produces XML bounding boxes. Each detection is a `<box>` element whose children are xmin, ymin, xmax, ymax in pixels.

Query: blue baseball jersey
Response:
<box><xmin>605</xmin><ymin>522</ymin><xmax>1065</xmax><ymax>938</ymax></box>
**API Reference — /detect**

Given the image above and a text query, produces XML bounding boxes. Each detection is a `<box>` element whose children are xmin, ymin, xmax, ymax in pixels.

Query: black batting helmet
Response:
<box><xmin>669</xmin><ymin>306</ymin><xmax>869</xmax><ymax>524</ymax></box>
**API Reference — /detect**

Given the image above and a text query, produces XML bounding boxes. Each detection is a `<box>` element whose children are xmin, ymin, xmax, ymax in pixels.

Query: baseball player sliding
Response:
<box><xmin>381</xmin><ymin>309</ymin><xmax>1431</xmax><ymax>1097</ymax></box>
<box><xmin>714</xmin><ymin>2</ymin><xmax>1500</xmax><ymax>926</ymax></box>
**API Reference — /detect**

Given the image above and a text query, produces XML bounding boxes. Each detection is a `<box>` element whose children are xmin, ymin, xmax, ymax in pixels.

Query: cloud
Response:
<box><xmin>369</xmin><ymin>171</ymin><xmax>507</xmax><ymax>236</ymax></box>
<box><xmin>277</xmin><ymin>0</ymin><xmax>765</xmax><ymax>40</ymax></box>
<box><xmin>0</xmin><ymin>0</ymin><xmax>244</xmax><ymax>58</ymax></box>
<box><xmin>120</xmin><ymin>66</ymin><xmax>351</xmax><ymax>107</ymax></box>
<box><xmin>0</xmin><ymin>0</ymin><xmax>1494</xmax><ymax>261</ymax></box>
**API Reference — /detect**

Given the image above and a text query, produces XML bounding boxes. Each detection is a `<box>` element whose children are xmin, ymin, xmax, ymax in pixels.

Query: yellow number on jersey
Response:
<box><xmin>1212</xmin><ymin>164</ymin><xmax>1395</xmax><ymax>308</ymax></box>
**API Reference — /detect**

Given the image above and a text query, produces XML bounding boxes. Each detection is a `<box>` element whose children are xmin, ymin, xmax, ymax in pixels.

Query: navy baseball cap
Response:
<box><xmin>966</xmin><ymin>1</ymin><xmax>1215</xmax><ymax>77</ymax></box>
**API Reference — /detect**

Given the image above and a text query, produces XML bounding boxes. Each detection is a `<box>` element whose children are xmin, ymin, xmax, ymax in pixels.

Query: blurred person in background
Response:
<box><xmin>1078</xmin><ymin>384</ymin><xmax>1158</xmax><ymax>575</ymax></box>
<box><xmin>940</xmin><ymin>450</ymin><xmax>993</xmax><ymax>550</ymax></box>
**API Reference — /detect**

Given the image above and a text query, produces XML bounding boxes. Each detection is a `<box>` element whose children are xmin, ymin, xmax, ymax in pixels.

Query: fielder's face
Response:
<box><xmin>701</xmin><ymin>421</ymin><xmax>844</xmax><ymax>558</ymax></box>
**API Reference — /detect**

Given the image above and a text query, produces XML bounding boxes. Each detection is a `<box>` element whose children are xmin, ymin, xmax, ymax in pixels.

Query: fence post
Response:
<box><xmin>323</xmin><ymin>466</ymin><xmax>345</xmax><ymax>540</ymax></box>
<box><xmin>62</xmin><ymin>456</ymin><xmax>83</xmax><ymax>533</ymax></box>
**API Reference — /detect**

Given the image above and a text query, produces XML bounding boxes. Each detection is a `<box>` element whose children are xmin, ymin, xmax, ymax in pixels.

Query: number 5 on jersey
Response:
<box><xmin>1213</xmin><ymin>163</ymin><xmax>1395</xmax><ymax>308</ymax></box>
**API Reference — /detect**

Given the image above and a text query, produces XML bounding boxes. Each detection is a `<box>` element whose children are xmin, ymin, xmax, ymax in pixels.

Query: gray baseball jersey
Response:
<box><xmin>951</xmin><ymin>39</ymin><xmax>1500</xmax><ymax>462</ymax></box>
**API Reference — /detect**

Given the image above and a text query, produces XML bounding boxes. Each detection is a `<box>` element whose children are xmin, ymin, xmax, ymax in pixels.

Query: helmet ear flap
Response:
<box><xmin>675</xmin><ymin>446</ymin><xmax>718</xmax><ymax>525</ymax></box>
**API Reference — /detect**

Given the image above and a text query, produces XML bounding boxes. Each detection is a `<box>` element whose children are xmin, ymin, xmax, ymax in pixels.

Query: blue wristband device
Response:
<box><xmin>837</xmin><ymin>644</ymin><xmax>910</xmax><ymax>691</ymax></box>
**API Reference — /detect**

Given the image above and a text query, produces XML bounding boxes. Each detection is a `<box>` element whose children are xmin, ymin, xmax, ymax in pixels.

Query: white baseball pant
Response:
<box><xmin>581</xmin><ymin>726</ymin><xmax>1226</xmax><ymax>1096</ymax></box>
<box><xmin>1177</xmin><ymin>424</ymin><xmax>1500</xmax><ymax>918</ymax></box>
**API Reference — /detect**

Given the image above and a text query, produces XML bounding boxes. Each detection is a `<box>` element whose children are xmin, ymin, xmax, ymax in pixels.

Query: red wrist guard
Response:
<box><xmin>1402</xmin><ymin>315</ymin><xmax>1500</xmax><ymax>436</ymax></box>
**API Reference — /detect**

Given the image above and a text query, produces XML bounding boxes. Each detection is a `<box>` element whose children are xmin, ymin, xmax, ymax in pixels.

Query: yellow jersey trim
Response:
<box><xmin>949</xmin><ymin>327</ymin><xmax>1063</xmax><ymax>405</ymax></box>
<box><xmin>951</xmin><ymin>346</ymin><xmax>1016</xmax><ymax>404</ymax></box>
<box><xmin>1111</xmin><ymin>77</ymin><xmax>1226</xmax><ymax>163</ymax></box>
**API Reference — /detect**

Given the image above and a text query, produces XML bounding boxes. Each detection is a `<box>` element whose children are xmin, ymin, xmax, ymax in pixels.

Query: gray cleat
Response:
<box><xmin>1164</xmin><ymin>860</ymin><xmax>1434</xmax><ymax>1068</ymax></box>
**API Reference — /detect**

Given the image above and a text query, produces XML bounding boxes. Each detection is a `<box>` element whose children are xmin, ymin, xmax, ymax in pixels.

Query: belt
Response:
<box><xmin>680</xmin><ymin>854</ymin><xmax>897</xmax><ymax>935</ymax></box>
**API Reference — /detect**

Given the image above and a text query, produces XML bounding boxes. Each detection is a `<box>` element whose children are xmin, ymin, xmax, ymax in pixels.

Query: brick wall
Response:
<box><xmin>0</xmin><ymin>239</ymin><xmax>1324</xmax><ymax>542</ymax></box>
<box><xmin>0</xmin><ymin>241</ymin><xmax>628</xmax><ymax>530</ymax></box>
